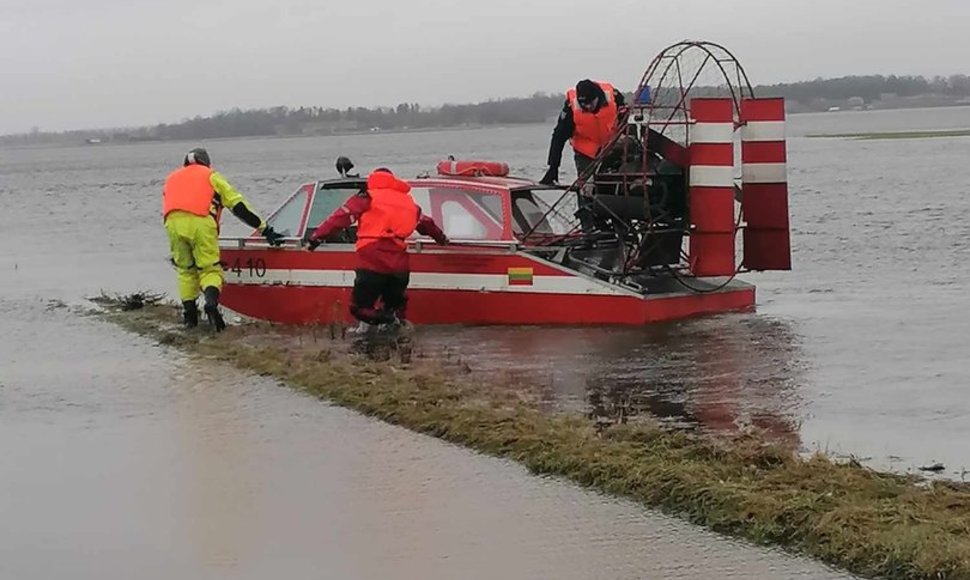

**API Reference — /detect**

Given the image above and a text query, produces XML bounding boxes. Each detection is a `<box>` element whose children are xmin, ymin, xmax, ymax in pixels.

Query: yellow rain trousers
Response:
<box><xmin>165</xmin><ymin>211</ymin><xmax>222</xmax><ymax>301</ymax></box>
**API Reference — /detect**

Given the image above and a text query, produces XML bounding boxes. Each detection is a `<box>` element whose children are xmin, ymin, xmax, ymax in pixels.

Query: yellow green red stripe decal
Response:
<box><xmin>507</xmin><ymin>267</ymin><xmax>534</xmax><ymax>286</ymax></box>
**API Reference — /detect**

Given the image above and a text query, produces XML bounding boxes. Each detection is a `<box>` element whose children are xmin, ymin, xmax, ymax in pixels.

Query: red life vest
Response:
<box><xmin>356</xmin><ymin>171</ymin><xmax>419</xmax><ymax>251</ymax></box>
<box><xmin>567</xmin><ymin>81</ymin><xmax>618</xmax><ymax>159</ymax></box>
<box><xmin>162</xmin><ymin>165</ymin><xmax>216</xmax><ymax>219</ymax></box>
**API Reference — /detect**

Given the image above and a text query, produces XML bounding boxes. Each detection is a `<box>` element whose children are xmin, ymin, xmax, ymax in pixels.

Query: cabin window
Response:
<box><xmin>306</xmin><ymin>186</ymin><xmax>360</xmax><ymax>240</ymax></box>
<box><xmin>410</xmin><ymin>187</ymin><xmax>506</xmax><ymax>240</ymax></box>
<box><xmin>512</xmin><ymin>194</ymin><xmax>553</xmax><ymax>235</ymax></box>
<box><xmin>264</xmin><ymin>186</ymin><xmax>310</xmax><ymax>238</ymax></box>
<box><xmin>476</xmin><ymin>194</ymin><xmax>504</xmax><ymax>224</ymax></box>
<box><xmin>440</xmin><ymin>201</ymin><xmax>487</xmax><ymax>238</ymax></box>
<box><xmin>513</xmin><ymin>189</ymin><xmax>577</xmax><ymax>236</ymax></box>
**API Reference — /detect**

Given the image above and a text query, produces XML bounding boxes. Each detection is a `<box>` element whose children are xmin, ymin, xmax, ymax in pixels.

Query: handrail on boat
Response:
<box><xmin>411</xmin><ymin>239</ymin><xmax>519</xmax><ymax>253</ymax></box>
<box><xmin>217</xmin><ymin>236</ymin><xmax>521</xmax><ymax>253</ymax></box>
<box><xmin>218</xmin><ymin>236</ymin><xmax>303</xmax><ymax>249</ymax></box>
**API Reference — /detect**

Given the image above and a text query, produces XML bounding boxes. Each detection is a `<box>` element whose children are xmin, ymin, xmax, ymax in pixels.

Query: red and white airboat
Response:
<box><xmin>218</xmin><ymin>41</ymin><xmax>792</xmax><ymax>327</ymax></box>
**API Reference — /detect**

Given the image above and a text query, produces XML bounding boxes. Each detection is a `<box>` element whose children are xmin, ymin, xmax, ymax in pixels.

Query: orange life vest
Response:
<box><xmin>567</xmin><ymin>81</ymin><xmax>618</xmax><ymax>159</ymax></box>
<box><xmin>162</xmin><ymin>165</ymin><xmax>216</xmax><ymax>219</ymax></box>
<box><xmin>356</xmin><ymin>171</ymin><xmax>419</xmax><ymax>251</ymax></box>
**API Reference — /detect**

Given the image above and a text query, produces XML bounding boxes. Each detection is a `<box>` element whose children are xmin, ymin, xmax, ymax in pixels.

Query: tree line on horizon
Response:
<box><xmin>5</xmin><ymin>74</ymin><xmax>970</xmax><ymax>146</ymax></box>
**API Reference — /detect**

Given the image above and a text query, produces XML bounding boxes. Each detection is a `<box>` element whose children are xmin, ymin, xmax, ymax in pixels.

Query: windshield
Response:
<box><xmin>513</xmin><ymin>189</ymin><xmax>578</xmax><ymax>237</ymax></box>
<box><xmin>410</xmin><ymin>187</ymin><xmax>508</xmax><ymax>241</ymax></box>
<box><xmin>306</xmin><ymin>185</ymin><xmax>359</xmax><ymax>236</ymax></box>
<box><xmin>266</xmin><ymin>182</ymin><xmax>513</xmax><ymax>242</ymax></box>
<box><xmin>264</xmin><ymin>183</ymin><xmax>313</xmax><ymax>237</ymax></box>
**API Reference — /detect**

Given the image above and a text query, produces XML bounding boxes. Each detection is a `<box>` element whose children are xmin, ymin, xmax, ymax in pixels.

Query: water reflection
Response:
<box><xmin>168</xmin><ymin>362</ymin><xmax>259</xmax><ymax>572</ymax></box>
<box><xmin>417</xmin><ymin>314</ymin><xmax>807</xmax><ymax>447</ymax></box>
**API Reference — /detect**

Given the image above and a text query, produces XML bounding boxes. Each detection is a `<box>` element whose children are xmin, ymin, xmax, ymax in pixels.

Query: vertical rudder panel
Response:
<box><xmin>688</xmin><ymin>97</ymin><xmax>736</xmax><ymax>277</ymax></box>
<box><xmin>741</xmin><ymin>97</ymin><xmax>791</xmax><ymax>271</ymax></box>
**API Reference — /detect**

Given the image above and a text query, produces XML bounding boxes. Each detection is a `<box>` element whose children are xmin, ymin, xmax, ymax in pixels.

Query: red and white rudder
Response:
<box><xmin>740</xmin><ymin>98</ymin><xmax>791</xmax><ymax>271</ymax></box>
<box><xmin>687</xmin><ymin>98</ymin><xmax>736</xmax><ymax>277</ymax></box>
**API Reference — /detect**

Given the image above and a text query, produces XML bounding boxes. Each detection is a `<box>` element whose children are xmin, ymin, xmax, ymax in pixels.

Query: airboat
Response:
<box><xmin>217</xmin><ymin>41</ymin><xmax>791</xmax><ymax>326</ymax></box>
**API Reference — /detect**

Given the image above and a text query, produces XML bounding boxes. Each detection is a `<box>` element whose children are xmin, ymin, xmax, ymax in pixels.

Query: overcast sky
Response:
<box><xmin>2</xmin><ymin>0</ymin><xmax>968</xmax><ymax>135</ymax></box>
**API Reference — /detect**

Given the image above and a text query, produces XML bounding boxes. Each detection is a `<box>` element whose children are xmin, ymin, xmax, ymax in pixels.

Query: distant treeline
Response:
<box><xmin>4</xmin><ymin>74</ymin><xmax>970</xmax><ymax>146</ymax></box>
<box><xmin>762</xmin><ymin>74</ymin><xmax>970</xmax><ymax>112</ymax></box>
<box><xmin>146</xmin><ymin>93</ymin><xmax>565</xmax><ymax>140</ymax></box>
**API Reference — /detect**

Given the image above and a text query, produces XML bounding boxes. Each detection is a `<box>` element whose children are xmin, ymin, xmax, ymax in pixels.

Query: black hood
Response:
<box><xmin>576</xmin><ymin>79</ymin><xmax>606</xmax><ymax>105</ymax></box>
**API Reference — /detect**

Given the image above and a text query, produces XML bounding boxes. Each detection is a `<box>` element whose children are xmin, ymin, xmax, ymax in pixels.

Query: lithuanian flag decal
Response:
<box><xmin>507</xmin><ymin>267</ymin><xmax>534</xmax><ymax>286</ymax></box>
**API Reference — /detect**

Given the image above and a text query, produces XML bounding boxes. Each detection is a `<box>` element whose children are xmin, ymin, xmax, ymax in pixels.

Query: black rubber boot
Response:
<box><xmin>202</xmin><ymin>287</ymin><xmax>226</xmax><ymax>332</ymax></box>
<box><xmin>374</xmin><ymin>308</ymin><xmax>399</xmax><ymax>328</ymax></box>
<box><xmin>182</xmin><ymin>300</ymin><xmax>199</xmax><ymax>328</ymax></box>
<box><xmin>575</xmin><ymin>203</ymin><xmax>598</xmax><ymax>241</ymax></box>
<box><xmin>395</xmin><ymin>318</ymin><xmax>414</xmax><ymax>364</ymax></box>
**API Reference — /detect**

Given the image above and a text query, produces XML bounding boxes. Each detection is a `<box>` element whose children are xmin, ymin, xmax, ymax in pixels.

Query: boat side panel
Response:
<box><xmin>219</xmin><ymin>248</ymin><xmax>755</xmax><ymax>325</ymax></box>
<box><xmin>220</xmin><ymin>284</ymin><xmax>753</xmax><ymax>326</ymax></box>
<box><xmin>219</xmin><ymin>247</ymin><xmax>636</xmax><ymax>298</ymax></box>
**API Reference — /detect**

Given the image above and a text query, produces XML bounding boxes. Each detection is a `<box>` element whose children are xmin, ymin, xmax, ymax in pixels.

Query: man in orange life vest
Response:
<box><xmin>540</xmin><ymin>79</ymin><xmax>626</xmax><ymax>184</ymax></box>
<box><xmin>540</xmin><ymin>80</ymin><xmax>626</xmax><ymax>233</ymax></box>
<box><xmin>305</xmin><ymin>168</ymin><xmax>448</xmax><ymax>326</ymax></box>
<box><xmin>162</xmin><ymin>148</ymin><xmax>284</xmax><ymax>331</ymax></box>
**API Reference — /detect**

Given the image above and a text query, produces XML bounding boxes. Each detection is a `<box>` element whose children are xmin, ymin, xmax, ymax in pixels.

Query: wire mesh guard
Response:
<box><xmin>523</xmin><ymin>41</ymin><xmax>760</xmax><ymax>291</ymax></box>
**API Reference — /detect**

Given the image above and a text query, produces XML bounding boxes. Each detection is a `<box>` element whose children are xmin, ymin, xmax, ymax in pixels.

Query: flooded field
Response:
<box><xmin>1</xmin><ymin>106</ymin><xmax>969</xmax><ymax>576</ymax></box>
<box><xmin>5</xmin><ymin>107</ymin><xmax>967</xmax><ymax>471</ymax></box>
<box><xmin>0</xmin><ymin>300</ymin><xmax>856</xmax><ymax>579</ymax></box>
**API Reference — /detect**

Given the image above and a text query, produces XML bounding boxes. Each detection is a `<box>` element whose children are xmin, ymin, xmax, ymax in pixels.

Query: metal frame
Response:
<box><xmin>218</xmin><ymin>236</ymin><xmax>520</xmax><ymax>253</ymax></box>
<box><xmin>519</xmin><ymin>40</ymin><xmax>759</xmax><ymax>293</ymax></box>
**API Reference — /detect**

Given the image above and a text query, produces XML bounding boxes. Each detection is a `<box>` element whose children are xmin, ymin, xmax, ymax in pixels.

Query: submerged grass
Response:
<box><xmin>807</xmin><ymin>129</ymin><xmax>970</xmax><ymax>140</ymax></box>
<box><xmin>94</xmin><ymin>299</ymin><xmax>970</xmax><ymax>580</ymax></box>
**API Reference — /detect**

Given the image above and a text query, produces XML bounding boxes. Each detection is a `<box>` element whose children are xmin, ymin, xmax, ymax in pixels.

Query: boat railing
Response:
<box><xmin>411</xmin><ymin>239</ymin><xmax>519</xmax><ymax>253</ymax></box>
<box><xmin>218</xmin><ymin>236</ymin><xmax>521</xmax><ymax>253</ymax></box>
<box><xmin>218</xmin><ymin>236</ymin><xmax>304</xmax><ymax>249</ymax></box>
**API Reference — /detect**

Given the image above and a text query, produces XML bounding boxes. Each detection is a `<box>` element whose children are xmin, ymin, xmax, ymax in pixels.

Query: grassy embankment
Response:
<box><xmin>808</xmin><ymin>129</ymin><xmax>970</xmax><ymax>140</ymax></box>
<box><xmin>92</xmin><ymin>296</ymin><xmax>970</xmax><ymax>580</ymax></box>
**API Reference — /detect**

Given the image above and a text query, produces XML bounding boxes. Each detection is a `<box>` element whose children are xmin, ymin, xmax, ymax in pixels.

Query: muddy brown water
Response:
<box><xmin>2</xmin><ymin>106</ymin><xmax>969</xmax><ymax>576</ymax></box>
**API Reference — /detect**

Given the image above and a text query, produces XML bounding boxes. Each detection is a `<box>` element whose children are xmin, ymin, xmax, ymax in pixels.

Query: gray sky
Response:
<box><xmin>2</xmin><ymin>0</ymin><xmax>968</xmax><ymax>135</ymax></box>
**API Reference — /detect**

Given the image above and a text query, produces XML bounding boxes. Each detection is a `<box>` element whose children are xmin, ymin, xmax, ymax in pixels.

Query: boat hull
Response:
<box><xmin>218</xmin><ymin>246</ymin><xmax>755</xmax><ymax>326</ymax></box>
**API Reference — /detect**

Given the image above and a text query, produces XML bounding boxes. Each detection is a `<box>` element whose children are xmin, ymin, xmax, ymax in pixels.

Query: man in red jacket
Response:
<box><xmin>306</xmin><ymin>168</ymin><xmax>448</xmax><ymax>327</ymax></box>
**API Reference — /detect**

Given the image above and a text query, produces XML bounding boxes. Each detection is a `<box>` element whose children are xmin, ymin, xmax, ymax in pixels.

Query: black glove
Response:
<box><xmin>306</xmin><ymin>237</ymin><xmax>322</xmax><ymax>251</ymax></box>
<box><xmin>262</xmin><ymin>226</ymin><xmax>284</xmax><ymax>247</ymax></box>
<box><xmin>539</xmin><ymin>165</ymin><xmax>559</xmax><ymax>185</ymax></box>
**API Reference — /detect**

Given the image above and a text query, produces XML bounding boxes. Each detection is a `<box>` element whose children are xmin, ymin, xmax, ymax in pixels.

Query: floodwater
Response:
<box><xmin>1</xmin><ymin>106</ymin><xmax>968</xmax><ymax>577</ymax></box>
<box><xmin>420</xmin><ymin>108</ymin><xmax>970</xmax><ymax>473</ymax></box>
<box><xmin>0</xmin><ymin>300</ymin><xmax>853</xmax><ymax>579</ymax></box>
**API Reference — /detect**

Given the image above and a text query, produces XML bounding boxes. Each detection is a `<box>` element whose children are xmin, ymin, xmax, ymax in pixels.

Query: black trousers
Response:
<box><xmin>350</xmin><ymin>269</ymin><xmax>410</xmax><ymax>324</ymax></box>
<box><xmin>574</xmin><ymin>152</ymin><xmax>596</xmax><ymax>175</ymax></box>
<box><xmin>575</xmin><ymin>153</ymin><xmax>597</xmax><ymax>234</ymax></box>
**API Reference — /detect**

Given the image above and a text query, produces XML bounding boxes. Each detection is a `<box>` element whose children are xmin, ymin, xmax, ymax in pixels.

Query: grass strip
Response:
<box><xmin>94</xmin><ymin>300</ymin><xmax>970</xmax><ymax>580</ymax></box>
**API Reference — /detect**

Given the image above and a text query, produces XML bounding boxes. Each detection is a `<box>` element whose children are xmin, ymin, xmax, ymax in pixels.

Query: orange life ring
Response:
<box><xmin>436</xmin><ymin>159</ymin><xmax>509</xmax><ymax>177</ymax></box>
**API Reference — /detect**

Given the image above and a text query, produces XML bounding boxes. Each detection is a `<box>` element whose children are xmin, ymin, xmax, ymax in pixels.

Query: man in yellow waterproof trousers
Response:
<box><xmin>162</xmin><ymin>148</ymin><xmax>283</xmax><ymax>331</ymax></box>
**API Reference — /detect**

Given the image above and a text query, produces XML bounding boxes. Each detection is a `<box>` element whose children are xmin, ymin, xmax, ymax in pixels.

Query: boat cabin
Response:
<box><xmin>255</xmin><ymin>175</ymin><xmax>576</xmax><ymax>247</ymax></box>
